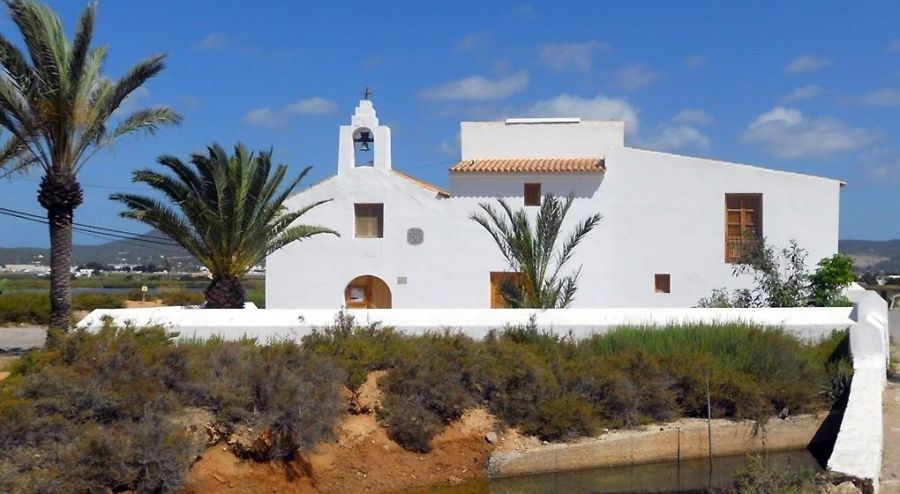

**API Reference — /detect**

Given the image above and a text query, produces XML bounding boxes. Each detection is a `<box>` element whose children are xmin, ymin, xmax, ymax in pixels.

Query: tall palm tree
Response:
<box><xmin>471</xmin><ymin>194</ymin><xmax>601</xmax><ymax>308</ymax></box>
<box><xmin>0</xmin><ymin>0</ymin><xmax>181</xmax><ymax>332</ymax></box>
<box><xmin>111</xmin><ymin>143</ymin><xmax>337</xmax><ymax>308</ymax></box>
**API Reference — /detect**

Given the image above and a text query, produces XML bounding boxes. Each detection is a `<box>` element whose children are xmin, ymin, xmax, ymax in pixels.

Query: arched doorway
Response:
<box><xmin>344</xmin><ymin>275</ymin><xmax>392</xmax><ymax>309</ymax></box>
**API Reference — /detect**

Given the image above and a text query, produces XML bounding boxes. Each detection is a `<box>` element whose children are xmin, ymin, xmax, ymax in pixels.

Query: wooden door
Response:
<box><xmin>490</xmin><ymin>272</ymin><xmax>523</xmax><ymax>308</ymax></box>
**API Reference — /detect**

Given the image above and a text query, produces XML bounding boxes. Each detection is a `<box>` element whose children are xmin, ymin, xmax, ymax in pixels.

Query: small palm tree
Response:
<box><xmin>0</xmin><ymin>0</ymin><xmax>181</xmax><ymax>331</ymax></box>
<box><xmin>471</xmin><ymin>194</ymin><xmax>601</xmax><ymax>308</ymax></box>
<box><xmin>111</xmin><ymin>143</ymin><xmax>337</xmax><ymax>308</ymax></box>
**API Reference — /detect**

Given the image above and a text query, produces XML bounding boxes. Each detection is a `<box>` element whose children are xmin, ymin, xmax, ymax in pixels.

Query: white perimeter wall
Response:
<box><xmin>267</xmin><ymin>147</ymin><xmax>841</xmax><ymax>310</ymax></box>
<box><xmin>79</xmin><ymin>306</ymin><xmax>854</xmax><ymax>342</ymax></box>
<box><xmin>827</xmin><ymin>288</ymin><xmax>889</xmax><ymax>491</ymax></box>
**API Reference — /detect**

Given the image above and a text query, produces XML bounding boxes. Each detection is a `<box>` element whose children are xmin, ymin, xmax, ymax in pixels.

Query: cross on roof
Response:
<box><xmin>362</xmin><ymin>86</ymin><xmax>373</xmax><ymax>100</ymax></box>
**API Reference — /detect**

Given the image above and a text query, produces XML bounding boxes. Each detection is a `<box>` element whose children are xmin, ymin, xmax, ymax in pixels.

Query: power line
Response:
<box><xmin>8</xmin><ymin>176</ymin><xmax>146</xmax><ymax>191</ymax></box>
<box><xmin>0</xmin><ymin>207</ymin><xmax>174</xmax><ymax>242</ymax></box>
<box><xmin>0</xmin><ymin>208</ymin><xmax>184</xmax><ymax>249</ymax></box>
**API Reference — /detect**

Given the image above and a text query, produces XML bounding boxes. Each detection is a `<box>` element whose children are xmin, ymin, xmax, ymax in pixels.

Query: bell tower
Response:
<box><xmin>337</xmin><ymin>89</ymin><xmax>392</xmax><ymax>174</ymax></box>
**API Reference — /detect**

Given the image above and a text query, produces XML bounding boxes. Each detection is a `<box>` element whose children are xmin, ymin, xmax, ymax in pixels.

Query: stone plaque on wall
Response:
<box><xmin>407</xmin><ymin>228</ymin><xmax>424</xmax><ymax>245</ymax></box>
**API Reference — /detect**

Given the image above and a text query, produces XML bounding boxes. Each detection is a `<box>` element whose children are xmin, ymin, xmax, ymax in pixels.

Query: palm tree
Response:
<box><xmin>111</xmin><ymin>143</ymin><xmax>337</xmax><ymax>308</ymax></box>
<box><xmin>471</xmin><ymin>194</ymin><xmax>601</xmax><ymax>308</ymax></box>
<box><xmin>0</xmin><ymin>0</ymin><xmax>182</xmax><ymax>332</ymax></box>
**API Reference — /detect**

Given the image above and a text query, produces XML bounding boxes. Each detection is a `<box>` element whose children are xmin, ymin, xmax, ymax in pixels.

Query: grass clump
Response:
<box><xmin>727</xmin><ymin>454</ymin><xmax>818</xmax><ymax>493</ymax></box>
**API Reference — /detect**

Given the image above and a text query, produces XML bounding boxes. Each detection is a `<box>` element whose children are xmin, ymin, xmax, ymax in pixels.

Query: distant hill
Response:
<box><xmin>839</xmin><ymin>239</ymin><xmax>900</xmax><ymax>274</ymax></box>
<box><xmin>2</xmin><ymin>235</ymin><xmax>897</xmax><ymax>275</ymax></box>
<box><xmin>0</xmin><ymin>230</ymin><xmax>198</xmax><ymax>270</ymax></box>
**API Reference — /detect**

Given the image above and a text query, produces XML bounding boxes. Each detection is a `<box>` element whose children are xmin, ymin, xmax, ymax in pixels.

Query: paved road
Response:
<box><xmin>0</xmin><ymin>327</ymin><xmax>46</xmax><ymax>352</ymax></box>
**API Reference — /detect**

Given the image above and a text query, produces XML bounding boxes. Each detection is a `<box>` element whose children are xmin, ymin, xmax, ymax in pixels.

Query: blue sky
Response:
<box><xmin>0</xmin><ymin>0</ymin><xmax>898</xmax><ymax>246</ymax></box>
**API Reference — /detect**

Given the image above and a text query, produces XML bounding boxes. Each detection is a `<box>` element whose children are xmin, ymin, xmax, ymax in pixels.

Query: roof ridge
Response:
<box><xmin>450</xmin><ymin>157</ymin><xmax>605</xmax><ymax>174</ymax></box>
<box><xmin>390</xmin><ymin>169</ymin><xmax>450</xmax><ymax>197</ymax></box>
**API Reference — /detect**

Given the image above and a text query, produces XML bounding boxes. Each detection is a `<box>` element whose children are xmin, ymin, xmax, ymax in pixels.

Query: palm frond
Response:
<box><xmin>471</xmin><ymin>194</ymin><xmax>600</xmax><ymax>308</ymax></box>
<box><xmin>112</xmin><ymin>143</ymin><xmax>335</xmax><ymax>280</ymax></box>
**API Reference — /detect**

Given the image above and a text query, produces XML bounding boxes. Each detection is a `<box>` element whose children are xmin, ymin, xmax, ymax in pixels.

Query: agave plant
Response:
<box><xmin>0</xmin><ymin>0</ymin><xmax>181</xmax><ymax>332</ymax></box>
<box><xmin>471</xmin><ymin>194</ymin><xmax>601</xmax><ymax>308</ymax></box>
<box><xmin>111</xmin><ymin>143</ymin><xmax>337</xmax><ymax>308</ymax></box>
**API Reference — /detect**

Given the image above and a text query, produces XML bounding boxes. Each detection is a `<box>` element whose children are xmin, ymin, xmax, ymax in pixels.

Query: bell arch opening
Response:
<box><xmin>353</xmin><ymin>127</ymin><xmax>374</xmax><ymax>167</ymax></box>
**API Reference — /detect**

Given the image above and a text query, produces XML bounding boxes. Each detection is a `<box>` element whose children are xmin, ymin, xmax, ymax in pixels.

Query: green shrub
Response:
<box><xmin>244</xmin><ymin>342</ymin><xmax>345</xmax><ymax>460</ymax></box>
<box><xmin>302</xmin><ymin>311</ymin><xmax>413</xmax><ymax>390</ymax></box>
<box><xmin>729</xmin><ymin>454</ymin><xmax>817</xmax><ymax>494</ymax></box>
<box><xmin>526</xmin><ymin>394</ymin><xmax>598</xmax><ymax>441</ymax></box>
<box><xmin>0</xmin><ymin>326</ymin><xmax>346</xmax><ymax>491</ymax></box>
<box><xmin>0</xmin><ymin>291</ymin><xmax>51</xmax><ymax>324</ymax></box>
<box><xmin>245</xmin><ymin>288</ymin><xmax>265</xmax><ymax>308</ymax></box>
<box><xmin>71</xmin><ymin>292</ymin><xmax>126</xmax><ymax>311</ymax></box>
<box><xmin>380</xmin><ymin>394</ymin><xmax>443</xmax><ymax>453</ymax></box>
<box><xmin>158</xmin><ymin>289</ymin><xmax>205</xmax><ymax>306</ymax></box>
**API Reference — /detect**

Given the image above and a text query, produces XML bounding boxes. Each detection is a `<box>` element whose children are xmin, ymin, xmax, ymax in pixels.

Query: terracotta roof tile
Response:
<box><xmin>449</xmin><ymin>158</ymin><xmax>605</xmax><ymax>174</ymax></box>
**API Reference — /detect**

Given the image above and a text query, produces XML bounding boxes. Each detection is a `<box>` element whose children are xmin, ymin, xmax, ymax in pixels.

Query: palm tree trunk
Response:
<box><xmin>38</xmin><ymin>174</ymin><xmax>83</xmax><ymax>340</ymax></box>
<box><xmin>47</xmin><ymin>209</ymin><xmax>73</xmax><ymax>333</ymax></box>
<box><xmin>205</xmin><ymin>276</ymin><xmax>245</xmax><ymax>309</ymax></box>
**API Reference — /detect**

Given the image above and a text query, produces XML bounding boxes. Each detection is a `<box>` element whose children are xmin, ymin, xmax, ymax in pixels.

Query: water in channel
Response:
<box><xmin>394</xmin><ymin>449</ymin><xmax>820</xmax><ymax>494</ymax></box>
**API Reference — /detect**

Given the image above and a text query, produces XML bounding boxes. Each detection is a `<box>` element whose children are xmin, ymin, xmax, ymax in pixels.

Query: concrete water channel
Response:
<box><xmin>397</xmin><ymin>450</ymin><xmax>820</xmax><ymax>494</ymax></box>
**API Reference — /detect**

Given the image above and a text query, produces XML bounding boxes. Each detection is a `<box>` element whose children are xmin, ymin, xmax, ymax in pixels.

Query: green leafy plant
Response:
<box><xmin>0</xmin><ymin>0</ymin><xmax>181</xmax><ymax>333</ymax></box>
<box><xmin>698</xmin><ymin>238</ymin><xmax>856</xmax><ymax>308</ymax></box>
<box><xmin>809</xmin><ymin>254</ymin><xmax>856</xmax><ymax>307</ymax></box>
<box><xmin>471</xmin><ymin>194</ymin><xmax>601</xmax><ymax>308</ymax></box>
<box><xmin>111</xmin><ymin>143</ymin><xmax>337</xmax><ymax>308</ymax></box>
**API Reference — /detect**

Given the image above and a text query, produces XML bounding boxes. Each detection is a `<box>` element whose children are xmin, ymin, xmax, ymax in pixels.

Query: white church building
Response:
<box><xmin>266</xmin><ymin>99</ymin><xmax>843</xmax><ymax>309</ymax></box>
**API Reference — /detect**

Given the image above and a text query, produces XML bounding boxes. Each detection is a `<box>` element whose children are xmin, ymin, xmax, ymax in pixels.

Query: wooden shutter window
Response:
<box><xmin>724</xmin><ymin>194</ymin><xmax>762</xmax><ymax>263</ymax></box>
<box><xmin>524</xmin><ymin>183</ymin><xmax>541</xmax><ymax>206</ymax></box>
<box><xmin>654</xmin><ymin>274</ymin><xmax>671</xmax><ymax>294</ymax></box>
<box><xmin>355</xmin><ymin>204</ymin><xmax>384</xmax><ymax>238</ymax></box>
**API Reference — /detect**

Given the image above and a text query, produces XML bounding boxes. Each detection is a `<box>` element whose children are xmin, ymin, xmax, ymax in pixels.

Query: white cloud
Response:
<box><xmin>537</xmin><ymin>41</ymin><xmax>609</xmax><ymax>72</ymax></box>
<box><xmin>525</xmin><ymin>94</ymin><xmax>639</xmax><ymax>134</ymax></box>
<box><xmin>456</xmin><ymin>33</ymin><xmax>488</xmax><ymax>50</ymax></box>
<box><xmin>742</xmin><ymin>106</ymin><xmax>879</xmax><ymax>159</ymax></box>
<box><xmin>672</xmin><ymin>109</ymin><xmax>714</xmax><ymax>125</ymax></box>
<box><xmin>782</xmin><ymin>85</ymin><xmax>824</xmax><ymax>102</ymax></box>
<box><xmin>243</xmin><ymin>107</ymin><xmax>286</xmax><ymax>130</ymax></box>
<box><xmin>197</xmin><ymin>33</ymin><xmax>226</xmax><ymax>50</ymax></box>
<box><xmin>614</xmin><ymin>64</ymin><xmax>660</xmax><ymax>91</ymax></box>
<box><xmin>684</xmin><ymin>54</ymin><xmax>705</xmax><ymax>69</ymax></box>
<box><xmin>859</xmin><ymin>89</ymin><xmax>900</xmax><ymax>107</ymax></box>
<box><xmin>861</xmin><ymin>148</ymin><xmax>900</xmax><ymax>182</ymax></box>
<box><xmin>784</xmin><ymin>55</ymin><xmax>831</xmax><ymax>74</ymax></box>
<box><xmin>639</xmin><ymin>110</ymin><xmax>712</xmax><ymax>152</ymax></box>
<box><xmin>283</xmin><ymin>97</ymin><xmax>338</xmax><ymax>115</ymax></box>
<box><xmin>243</xmin><ymin>97</ymin><xmax>338</xmax><ymax>130</ymax></box>
<box><xmin>888</xmin><ymin>39</ymin><xmax>900</xmax><ymax>53</ymax></box>
<box><xmin>420</xmin><ymin>71</ymin><xmax>529</xmax><ymax>100</ymax></box>
<box><xmin>643</xmin><ymin>124</ymin><xmax>711</xmax><ymax>152</ymax></box>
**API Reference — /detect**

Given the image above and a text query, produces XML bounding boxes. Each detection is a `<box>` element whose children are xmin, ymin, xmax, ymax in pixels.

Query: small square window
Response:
<box><xmin>524</xmin><ymin>183</ymin><xmax>541</xmax><ymax>206</ymax></box>
<box><xmin>654</xmin><ymin>274</ymin><xmax>671</xmax><ymax>294</ymax></box>
<box><xmin>355</xmin><ymin>204</ymin><xmax>383</xmax><ymax>238</ymax></box>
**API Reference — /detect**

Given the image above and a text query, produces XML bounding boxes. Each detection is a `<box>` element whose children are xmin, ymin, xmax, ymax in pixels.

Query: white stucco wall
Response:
<box><xmin>267</xmin><ymin>105</ymin><xmax>842</xmax><ymax>310</ymax></box>
<box><xmin>268</xmin><ymin>150</ymin><xmax>841</xmax><ymax>310</ymax></box>
<box><xmin>460</xmin><ymin>120</ymin><xmax>625</xmax><ymax>160</ymax></box>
